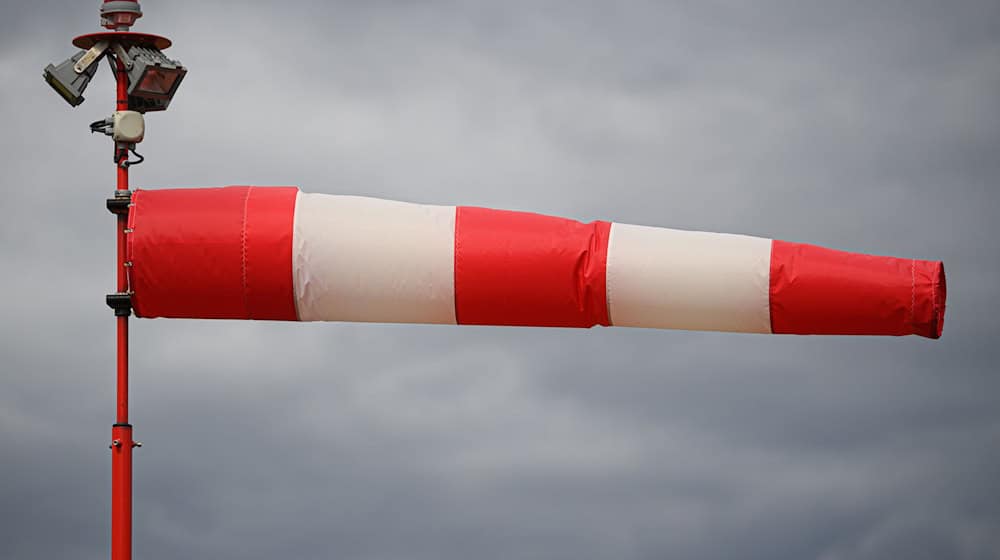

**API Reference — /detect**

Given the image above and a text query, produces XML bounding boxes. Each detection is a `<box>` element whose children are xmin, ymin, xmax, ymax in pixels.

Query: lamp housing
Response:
<box><xmin>124</xmin><ymin>45</ymin><xmax>186</xmax><ymax>112</ymax></box>
<box><xmin>43</xmin><ymin>50</ymin><xmax>100</xmax><ymax>107</ymax></box>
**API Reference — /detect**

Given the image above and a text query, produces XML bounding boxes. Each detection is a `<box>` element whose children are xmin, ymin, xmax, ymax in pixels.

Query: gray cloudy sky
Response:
<box><xmin>2</xmin><ymin>1</ymin><xmax>1000</xmax><ymax>558</ymax></box>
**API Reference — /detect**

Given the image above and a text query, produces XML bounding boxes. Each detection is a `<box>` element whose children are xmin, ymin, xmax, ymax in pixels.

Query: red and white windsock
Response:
<box><xmin>126</xmin><ymin>186</ymin><xmax>946</xmax><ymax>338</ymax></box>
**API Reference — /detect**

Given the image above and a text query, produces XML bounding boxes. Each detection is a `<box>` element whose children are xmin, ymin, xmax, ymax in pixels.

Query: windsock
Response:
<box><xmin>126</xmin><ymin>186</ymin><xmax>945</xmax><ymax>338</ymax></box>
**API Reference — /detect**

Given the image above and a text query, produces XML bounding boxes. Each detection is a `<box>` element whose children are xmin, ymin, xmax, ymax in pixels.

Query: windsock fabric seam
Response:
<box><xmin>765</xmin><ymin>240</ymin><xmax>775</xmax><ymax>334</ymax></box>
<box><xmin>126</xmin><ymin>190</ymin><xmax>139</xmax><ymax>317</ymax></box>
<box><xmin>931</xmin><ymin>267</ymin><xmax>936</xmax><ymax>321</ymax></box>
<box><xmin>290</xmin><ymin>190</ymin><xmax>303</xmax><ymax>321</ymax></box>
<box><xmin>240</xmin><ymin>186</ymin><xmax>252</xmax><ymax>320</ymax></box>
<box><xmin>605</xmin><ymin>223</ymin><xmax>617</xmax><ymax>327</ymax></box>
<box><xmin>910</xmin><ymin>259</ymin><xmax>916</xmax><ymax>333</ymax></box>
<box><xmin>453</xmin><ymin>206</ymin><xmax>463</xmax><ymax>325</ymax></box>
<box><xmin>591</xmin><ymin>221</ymin><xmax>612</xmax><ymax>327</ymax></box>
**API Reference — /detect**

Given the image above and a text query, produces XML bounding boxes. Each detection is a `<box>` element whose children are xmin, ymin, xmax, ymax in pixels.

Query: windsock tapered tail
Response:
<box><xmin>126</xmin><ymin>186</ymin><xmax>946</xmax><ymax>338</ymax></box>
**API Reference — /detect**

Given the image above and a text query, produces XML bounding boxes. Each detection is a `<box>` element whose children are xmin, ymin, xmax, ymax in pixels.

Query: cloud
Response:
<box><xmin>3</xmin><ymin>1</ymin><xmax>999</xmax><ymax>559</ymax></box>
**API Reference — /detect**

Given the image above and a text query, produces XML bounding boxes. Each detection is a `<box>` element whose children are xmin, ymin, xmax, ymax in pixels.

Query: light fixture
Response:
<box><xmin>100</xmin><ymin>0</ymin><xmax>142</xmax><ymax>30</ymax></box>
<box><xmin>43</xmin><ymin>45</ymin><xmax>106</xmax><ymax>107</ymax></box>
<box><xmin>124</xmin><ymin>45</ymin><xmax>186</xmax><ymax>112</ymax></box>
<box><xmin>44</xmin><ymin>0</ymin><xmax>184</xmax><ymax>114</ymax></box>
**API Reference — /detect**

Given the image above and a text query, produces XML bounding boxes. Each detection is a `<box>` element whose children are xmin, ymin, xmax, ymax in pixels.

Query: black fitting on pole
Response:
<box><xmin>106</xmin><ymin>293</ymin><xmax>133</xmax><ymax>317</ymax></box>
<box><xmin>107</xmin><ymin>190</ymin><xmax>132</xmax><ymax>215</ymax></box>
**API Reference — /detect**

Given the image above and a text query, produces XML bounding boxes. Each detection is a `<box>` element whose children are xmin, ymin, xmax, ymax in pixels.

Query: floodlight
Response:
<box><xmin>124</xmin><ymin>45</ymin><xmax>186</xmax><ymax>111</ymax></box>
<box><xmin>43</xmin><ymin>50</ymin><xmax>101</xmax><ymax>107</ymax></box>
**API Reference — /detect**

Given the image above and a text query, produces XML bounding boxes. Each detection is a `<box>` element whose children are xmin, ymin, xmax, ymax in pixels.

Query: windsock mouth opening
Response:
<box><xmin>915</xmin><ymin>260</ymin><xmax>946</xmax><ymax>339</ymax></box>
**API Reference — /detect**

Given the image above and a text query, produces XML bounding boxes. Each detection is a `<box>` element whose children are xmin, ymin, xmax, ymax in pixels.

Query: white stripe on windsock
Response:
<box><xmin>292</xmin><ymin>193</ymin><xmax>458</xmax><ymax>324</ymax></box>
<box><xmin>606</xmin><ymin>223</ymin><xmax>773</xmax><ymax>333</ymax></box>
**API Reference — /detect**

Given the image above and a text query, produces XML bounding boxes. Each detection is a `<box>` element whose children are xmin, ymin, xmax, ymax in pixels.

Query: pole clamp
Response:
<box><xmin>107</xmin><ymin>190</ymin><xmax>132</xmax><ymax>215</ymax></box>
<box><xmin>106</xmin><ymin>293</ymin><xmax>133</xmax><ymax>317</ymax></box>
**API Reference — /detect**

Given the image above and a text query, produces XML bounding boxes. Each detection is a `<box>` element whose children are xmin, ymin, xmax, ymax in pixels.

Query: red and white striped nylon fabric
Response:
<box><xmin>127</xmin><ymin>186</ymin><xmax>946</xmax><ymax>338</ymax></box>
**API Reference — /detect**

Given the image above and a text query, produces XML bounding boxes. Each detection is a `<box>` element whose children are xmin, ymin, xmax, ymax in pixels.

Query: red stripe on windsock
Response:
<box><xmin>454</xmin><ymin>207</ymin><xmax>612</xmax><ymax>327</ymax></box>
<box><xmin>128</xmin><ymin>186</ymin><xmax>299</xmax><ymax>320</ymax></box>
<box><xmin>768</xmin><ymin>240</ymin><xmax>946</xmax><ymax>338</ymax></box>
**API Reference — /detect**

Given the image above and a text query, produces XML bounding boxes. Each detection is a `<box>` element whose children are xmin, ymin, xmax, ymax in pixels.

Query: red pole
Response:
<box><xmin>111</xmin><ymin>55</ymin><xmax>133</xmax><ymax>560</ymax></box>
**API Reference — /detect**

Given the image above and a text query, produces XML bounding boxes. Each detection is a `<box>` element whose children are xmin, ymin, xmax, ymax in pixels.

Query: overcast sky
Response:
<box><xmin>2</xmin><ymin>1</ymin><xmax>999</xmax><ymax>559</ymax></box>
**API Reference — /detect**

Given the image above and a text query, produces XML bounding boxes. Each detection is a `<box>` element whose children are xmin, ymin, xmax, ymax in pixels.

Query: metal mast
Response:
<box><xmin>44</xmin><ymin>2</ymin><xmax>186</xmax><ymax>558</ymax></box>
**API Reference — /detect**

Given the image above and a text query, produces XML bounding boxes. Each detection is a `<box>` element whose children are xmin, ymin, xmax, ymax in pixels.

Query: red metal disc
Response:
<box><xmin>73</xmin><ymin>32</ymin><xmax>172</xmax><ymax>50</ymax></box>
